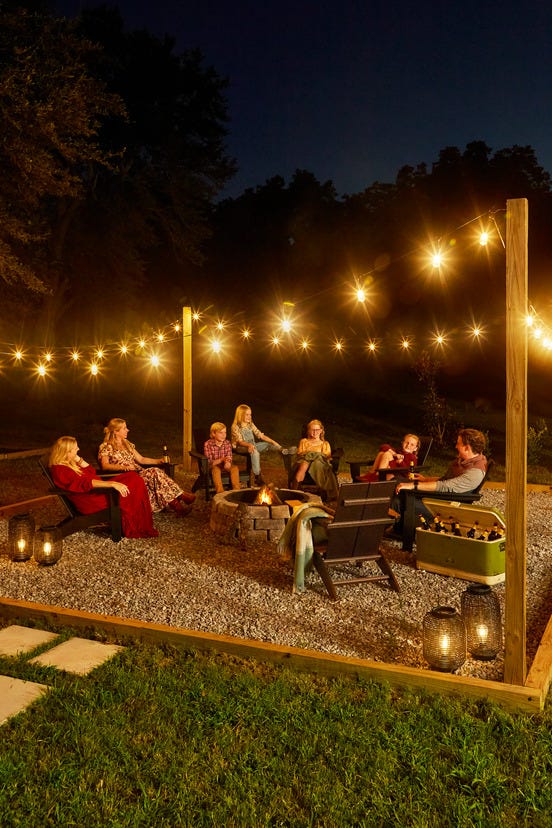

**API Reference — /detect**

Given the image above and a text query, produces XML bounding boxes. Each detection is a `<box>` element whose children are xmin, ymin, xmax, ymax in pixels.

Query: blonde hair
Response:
<box><xmin>210</xmin><ymin>421</ymin><xmax>227</xmax><ymax>438</ymax></box>
<box><xmin>49</xmin><ymin>436</ymin><xmax>82</xmax><ymax>473</ymax></box>
<box><xmin>306</xmin><ymin>419</ymin><xmax>325</xmax><ymax>440</ymax></box>
<box><xmin>232</xmin><ymin>404</ymin><xmax>251</xmax><ymax>428</ymax></box>
<box><xmin>103</xmin><ymin>417</ymin><xmax>133</xmax><ymax>451</ymax></box>
<box><xmin>403</xmin><ymin>433</ymin><xmax>420</xmax><ymax>452</ymax></box>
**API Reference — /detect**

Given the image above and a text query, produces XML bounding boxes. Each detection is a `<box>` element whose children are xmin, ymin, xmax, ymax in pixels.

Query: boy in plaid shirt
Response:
<box><xmin>204</xmin><ymin>422</ymin><xmax>240</xmax><ymax>493</ymax></box>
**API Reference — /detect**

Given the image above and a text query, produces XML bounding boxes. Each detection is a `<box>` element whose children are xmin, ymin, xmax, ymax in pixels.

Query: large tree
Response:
<box><xmin>0</xmin><ymin>6</ymin><xmax>123</xmax><ymax>296</ymax></box>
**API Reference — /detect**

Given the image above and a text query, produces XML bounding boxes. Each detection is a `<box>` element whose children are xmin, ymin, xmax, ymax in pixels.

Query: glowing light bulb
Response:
<box><xmin>138</xmin><ymin>339</ymin><xmax>146</xmax><ymax>349</ymax></box>
<box><xmin>71</xmin><ymin>351</ymin><xmax>80</xmax><ymax>362</ymax></box>
<box><xmin>17</xmin><ymin>539</ymin><xmax>26</xmax><ymax>553</ymax></box>
<box><xmin>173</xmin><ymin>323</ymin><xmax>181</xmax><ymax>332</ymax></box>
<box><xmin>479</xmin><ymin>232</ymin><xmax>489</xmax><ymax>246</ymax></box>
<box><xmin>367</xmin><ymin>341</ymin><xmax>377</xmax><ymax>352</ymax></box>
<box><xmin>44</xmin><ymin>352</ymin><xmax>52</xmax><ymax>362</ymax></box>
<box><xmin>157</xmin><ymin>333</ymin><xmax>164</xmax><ymax>342</ymax></box>
<box><xmin>300</xmin><ymin>339</ymin><xmax>310</xmax><ymax>350</ymax></box>
<box><xmin>475</xmin><ymin>623</ymin><xmax>489</xmax><ymax>645</ymax></box>
<box><xmin>43</xmin><ymin>541</ymin><xmax>52</xmax><ymax>557</ymax></box>
<box><xmin>36</xmin><ymin>364</ymin><xmax>47</xmax><ymax>376</ymax></box>
<box><xmin>90</xmin><ymin>363</ymin><xmax>99</xmax><ymax>376</ymax></box>
<box><xmin>356</xmin><ymin>288</ymin><xmax>366</xmax><ymax>302</ymax></box>
<box><xmin>272</xmin><ymin>336</ymin><xmax>280</xmax><ymax>346</ymax></box>
<box><xmin>192</xmin><ymin>312</ymin><xmax>200</xmax><ymax>322</ymax></box>
<box><xmin>95</xmin><ymin>349</ymin><xmax>104</xmax><ymax>360</ymax></box>
<box><xmin>211</xmin><ymin>340</ymin><xmax>222</xmax><ymax>354</ymax></box>
<box><xmin>120</xmin><ymin>344</ymin><xmax>128</xmax><ymax>355</ymax></box>
<box><xmin>401</xmin><ymin>338</ymin><xmax>410</xmax><ymax>349</ymax></box>
<box><xmin>439</xmin><ymin>633</ymin><xmax>450</xmax><ymax>655</ymax></box>
<box><xmin>14</xmin><ymin>350</ymin><xmax>23</xmax><ymax>361</ymax></box>
<box><xmin>216</xmin><ymin>321</ymin><xmax>224</xmax><ymax>332</ymax></box>
<box><xmin>150</xmin><ymin>355</ymin><xmax>160</xmax><ymax>367</ymax></box>
<box><xmin>431</xmin><ymin>252</ymin><xmax>442</xmax><ymax>268</ymax></box>
<box><xmin>533</xmin><ymin>327</ymin><xmax>543</xmax><ymax>340</ymax></box>
<box><xmin>281</xmin><ymin>319</ymin><xmax>292</xmax><ymax>333</ymax></box>
<box><xmin>241</xmin><ymin>328</ymin><xmax>251</xmax><ymax>339</ymax></box>
<box><xmin>334</xmin><ymin>339</ymin><xmax>344</xmax><ymax>352</ymax></box>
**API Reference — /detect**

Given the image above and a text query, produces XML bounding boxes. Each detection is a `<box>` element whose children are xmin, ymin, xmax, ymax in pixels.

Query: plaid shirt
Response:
<box><xmin>204</xmin><ymin>438</ymin><xmax>233</xmax><ymax>467</ymax></box>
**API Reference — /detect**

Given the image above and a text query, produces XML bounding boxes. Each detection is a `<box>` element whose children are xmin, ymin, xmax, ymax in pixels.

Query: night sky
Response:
<box><xmin>57</xmin><ymin>0</ymin><xmax>552</xmax><ymax>198</ymax></box>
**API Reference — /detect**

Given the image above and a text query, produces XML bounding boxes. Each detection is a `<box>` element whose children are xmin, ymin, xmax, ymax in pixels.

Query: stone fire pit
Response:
<box><xmin>209</xmin><ymin>487</ymin><xmax>322</xmax><ymax>543</ymax></box>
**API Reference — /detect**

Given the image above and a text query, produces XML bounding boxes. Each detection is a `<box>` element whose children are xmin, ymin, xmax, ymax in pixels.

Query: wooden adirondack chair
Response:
<box><xmin>346</xmin><ymin>435</ymin><xmax>433</xmax><ymax>482</ymax></box>
<box><xmin>311</xmin><ymin>481</ymin><xmax>400</xmax><ymax>599</ymax></box>
<box><xmin>38</xmin><ymin>457</ymin><xmax>122</xmax><ymax>542</ymax></box>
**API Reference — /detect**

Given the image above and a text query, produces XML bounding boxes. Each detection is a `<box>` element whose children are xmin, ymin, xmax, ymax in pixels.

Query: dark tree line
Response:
<box><xmin>2</xmin><ymin>3</ymin><xmax>552</xmax><ymax>361</ymax></box>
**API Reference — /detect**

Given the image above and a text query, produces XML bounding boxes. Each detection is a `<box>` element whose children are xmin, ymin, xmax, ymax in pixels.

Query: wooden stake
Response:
<box><xmin>182</xmin><ymin>306</ymin><xmax>192</xmax><ymax>471</ymax></box>
<box><xmin>504</xmin><ymin>198</ymin><xmax>528</xmax><ymax>685</ymax></box>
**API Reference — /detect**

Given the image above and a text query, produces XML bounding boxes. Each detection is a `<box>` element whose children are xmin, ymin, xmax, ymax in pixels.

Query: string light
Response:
<box><xmin>3</xmin><ymin>206</ymin><xmax>552</xmax><ymax>383</ymax></box>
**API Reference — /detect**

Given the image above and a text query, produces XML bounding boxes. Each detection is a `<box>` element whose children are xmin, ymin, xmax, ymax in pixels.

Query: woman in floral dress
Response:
<box><xmin>98</xmin><ymin>418</ymin><xmax>195</xmax><ymax>515</ymax></box>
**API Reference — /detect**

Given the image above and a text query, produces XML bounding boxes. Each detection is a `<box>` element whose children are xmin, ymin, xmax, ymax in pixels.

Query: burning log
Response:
<box><xmin>253</xmin><ymin>483</ymin><xmax>283</xmax><ymax>506</ymax></box>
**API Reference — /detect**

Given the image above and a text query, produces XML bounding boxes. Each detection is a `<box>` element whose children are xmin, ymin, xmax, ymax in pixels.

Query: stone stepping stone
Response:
<box><xmin>0</xmin><ymin>625</ymin><xmax>58</xmax><ymax>657</ymax></box>
<box><xmin>29</xmin><ymin>637</ymin><xmax>124</xmax><ymax>675</ymax></box>
<box><xmin>0</xmin><ymin>674</ymin><xmax>49</xmax><ymax>725</ymax></box>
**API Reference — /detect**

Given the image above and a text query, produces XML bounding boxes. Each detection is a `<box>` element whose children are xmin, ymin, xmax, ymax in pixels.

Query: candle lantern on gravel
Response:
<box><xmin>8</xmin><ymin>513</ymin><xmax>35</xmax><ymax>562</ymax></box>
<box><xmin>33</xmin><ymin>525</ymin><xmax>63</xmax><ymax>566</ymax></box>
<box><xmin>461</xmin><ymin>583</ymin><xmax>502</xmax><ymax>660</ymax></box>
<box><xmin>423</xmin><ymin>606</ymin><xmax>467</xmax><ymax>672</ymax></box>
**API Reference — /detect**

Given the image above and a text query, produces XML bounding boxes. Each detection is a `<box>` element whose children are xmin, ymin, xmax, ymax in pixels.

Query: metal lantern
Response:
<box><xmin>423</xmin><ymin>605</ymin><xmax>467</xmax><ymax>672</ymax></box>
<box><xmin>8</xmin><ymin>513</ymin><xmax>35</xmax><ymax>561</ymax></box>
<box><xmin>461</xmin><ymin>583</ymin><xmax>502</xmax><ymax>660</ymax></box>
<box><xmin>33</xmin><ymin>525</ymin><xmax>63</xmax><ymax>566</ymax></box>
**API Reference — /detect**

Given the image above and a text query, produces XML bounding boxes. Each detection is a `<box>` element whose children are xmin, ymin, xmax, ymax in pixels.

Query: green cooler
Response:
<box><xmin>415</xmin><ymin>499</ymin><xmax>506</xmax><ymax>584</ymax></box>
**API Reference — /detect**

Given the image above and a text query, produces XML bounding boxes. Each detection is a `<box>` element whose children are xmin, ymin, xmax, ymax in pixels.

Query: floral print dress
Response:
<box><xmin>98</xmin><ymin>442</ymin><xmax>183</xmax><ymax>513</ymax></box>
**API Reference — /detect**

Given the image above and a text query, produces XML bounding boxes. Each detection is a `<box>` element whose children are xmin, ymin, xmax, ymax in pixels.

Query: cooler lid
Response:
<box><xmin>421</xmin><ymin>499</ymin><xmax>506</xmax><ymax>531</ymax></box>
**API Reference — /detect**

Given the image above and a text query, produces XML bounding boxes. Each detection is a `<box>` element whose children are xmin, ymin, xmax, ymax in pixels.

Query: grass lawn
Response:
<box><xmin>1</xmin><ymin>637</ymin><xmax>552</xmax><ymax>827</ymax></box>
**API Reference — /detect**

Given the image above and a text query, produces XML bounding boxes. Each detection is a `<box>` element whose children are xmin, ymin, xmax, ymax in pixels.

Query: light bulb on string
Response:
<box><xmin>299</xmin><ymin>338</ymin><xmax>310</xmax><ymax>351</ymax></box>
<box><xmin>401</xmin><ymin>337</ymin><xmax>411</xmax><ymax>350</ymax></box>
<box><xmin>431</xmin><ymin>331</ymin><xmax>447</xmax><ymax>348</ymax></box>
<box><xmin>150</xmin><ymin>354</ymin><xmax>161</xmax><ymax>367</ymax></box>
<box><xmin>366</xmin><ymin>340</ymin><xmax>378</xmax><ymax>353</ymax></box>
<box><xmin>70</xmin><ymin>350</ymin><xmax>80</xmax><ymax>362</ymax></box>
<box><xmin>89</xmin><ymin>362</ymin><xmax>100</xmax><ymax>376</ymax></box>
<box><xmin>333</xmin><ymin>338</ymin><xmax>344</xmax><ymax>353</ymax></box>
<box><xmin>241</xmin><ymin>327</ymin><xmax>251</xmax><ymax>340</ymax></box>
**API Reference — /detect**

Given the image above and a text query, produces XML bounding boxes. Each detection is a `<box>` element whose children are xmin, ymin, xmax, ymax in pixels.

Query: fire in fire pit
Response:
<box><xmin>210</xmin><ymin>486</ymin><xmax>322</xmax><ymax>543</ymax></box>
<box><xmin>253</xmin><ymin>484</ymin><xmax>283</xmax><ymax>506</ymax></box>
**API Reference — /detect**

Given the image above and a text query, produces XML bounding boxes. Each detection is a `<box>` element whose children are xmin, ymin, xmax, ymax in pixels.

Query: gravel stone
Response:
<box><xmin>1</xmin><ymin>469</ymin><xmax>550</xmax><ymax>683</ymax></box>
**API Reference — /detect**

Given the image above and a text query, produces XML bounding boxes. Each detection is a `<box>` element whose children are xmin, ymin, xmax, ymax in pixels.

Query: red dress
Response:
<box><xmin>50</xmin><ymin>464</ymin><xmax>158</xmax><ymax>539</ymax></box>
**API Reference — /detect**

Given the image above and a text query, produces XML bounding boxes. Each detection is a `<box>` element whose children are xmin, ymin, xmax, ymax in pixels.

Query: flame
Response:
<box><xmin>253</xmin><ymin>484</ymin><xmax>283</xmax><ymax>506</ymax></box>
<box><xmin>255</xmin><ymin>485</ymin><xmax>274</xmax><ymax>505</ymax></box>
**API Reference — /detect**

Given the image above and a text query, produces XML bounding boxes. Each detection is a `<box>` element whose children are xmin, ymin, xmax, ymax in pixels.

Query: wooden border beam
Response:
<box><xmin>0</xmin><ymin>598</ymin><xmax>543</xmax><ymax>713</ymax></box>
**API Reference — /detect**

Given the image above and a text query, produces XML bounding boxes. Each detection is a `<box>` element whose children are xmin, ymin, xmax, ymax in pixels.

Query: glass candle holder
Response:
<box><xmin>423</xmin><ymin>605</ymin><xmax>467</xmax><ymax>672</ymax></box>
<box><xmin>461</xmin><ymin>583</ymin><xmax>502</xmax><ymax>660</ymax></box>
<box><xmin>8</xmin><ymin>513</ymin><xmax>35</xmax><ymax>561</ymax></box>
<box><xmin>34</xmin><ymin>525</ymin><xmax>63</xmax><ymax>566</ymax></box>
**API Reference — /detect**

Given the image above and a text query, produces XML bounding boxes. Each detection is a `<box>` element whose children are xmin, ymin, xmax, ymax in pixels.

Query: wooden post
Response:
<box><xmin>504</xmin><ymin>198</ymin><xmax>528</xmax><ymax>685</ymax></box>
<box><xmin>182</xmin><ymin>306</ymin><xmax>192</xmax><ymax>471</ymax></box>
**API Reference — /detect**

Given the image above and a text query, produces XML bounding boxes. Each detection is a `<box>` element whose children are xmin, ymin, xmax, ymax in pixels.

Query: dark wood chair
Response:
<box><xmin>310</xmin><ymin>481</ymin><xmax>400</xmax><ymax>599</ymax></box>
<box><xmin>346</xmin><ymin>435</ymin><xmax>433</xmax><ymax>482</ymax></box>
<box><xmin>189</xmin><ymin>428</ymin><xmax>252</xmax><ymax>501</ymax></box>
<box><xmin>38</xmin><ymin>458</ymin><xmax>123</xmax><ymax>542</ymax></box>
<box><xmin>400</xmin><ymin>459</ymin><xmax>495</xmax><ymax>552</ymax></box>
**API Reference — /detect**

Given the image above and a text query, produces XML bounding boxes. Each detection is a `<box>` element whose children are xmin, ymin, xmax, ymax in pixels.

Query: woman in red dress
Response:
<box><xmin>49</xmin><ymin>436</ymin><xmax>158</xmax><ymax>539</ymax></box>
